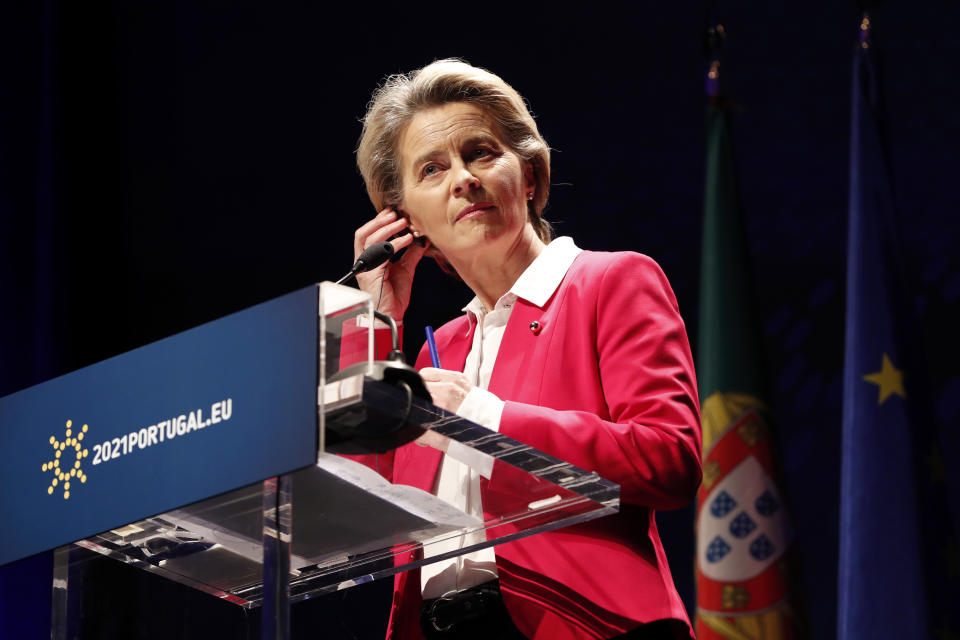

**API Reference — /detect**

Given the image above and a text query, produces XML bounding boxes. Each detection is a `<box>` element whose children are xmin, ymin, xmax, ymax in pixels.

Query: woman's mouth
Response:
<box><xmin>456</xmin><ymin>202</ymin><xmax>494</xmax><ymax>222</ymax></box>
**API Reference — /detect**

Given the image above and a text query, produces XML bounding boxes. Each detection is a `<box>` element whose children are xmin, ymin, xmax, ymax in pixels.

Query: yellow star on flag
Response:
<box><xmin>863</xmin><ymin>353</ymin><xmax>906</xmax><ymax>405</ymax></box>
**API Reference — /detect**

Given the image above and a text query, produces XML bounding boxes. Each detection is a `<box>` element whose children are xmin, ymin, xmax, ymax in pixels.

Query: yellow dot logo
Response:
<box><xmin>44</xmin><ymin>420</ymin><xmax>89</xmax><ymax>500</ymax></box>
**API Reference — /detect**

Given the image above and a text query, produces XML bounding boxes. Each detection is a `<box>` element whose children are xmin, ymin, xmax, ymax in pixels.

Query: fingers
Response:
<box><xmin>353</xmin><ymin>209</ymin><xmax>410</xmax><ymax>260</ymax></box>
<box><xmin>369</xmin><ymin>217</ymin><xmax>409</xmax><ymax>246</ymax></box>
<box><xmin>389</xmin><ymin>231</ymin><xmax>416</xmax><ymax>254</ymax></box>
<box><xmin>419</xmin><ymin>367</ymin><xmax>465</xmax><ymax>383</ymax></box>
<box><xmin>354</xmin><ymin>207</ymin><xmax>398</xmax><ymax>239</ymax></box>
<box><xmin>422</xmin><ymin>376</ymin><xmax>471</xmax><ymax>413</ymax></box>
<box><xmin>419</xmin><ymin>368</ymin><xmax>472</xmax><ymax>402</ymax></box>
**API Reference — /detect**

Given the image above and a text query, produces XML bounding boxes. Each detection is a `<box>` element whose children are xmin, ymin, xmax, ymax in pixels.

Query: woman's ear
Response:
<box><xmin>395</xmin><ymin>205</ymin><xmax>428</xmax><ymax>246</ymax></box>
<box><xmin>523</xmin><ymin>161</ymin><xmax>535</xmax><ymax>196</ymax></box>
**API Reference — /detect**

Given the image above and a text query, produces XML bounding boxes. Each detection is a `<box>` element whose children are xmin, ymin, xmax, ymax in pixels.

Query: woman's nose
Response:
<box><xmin>451</xmin><ymin>164</ymin><xmax>480</xmax><ymax>197</ymax></box>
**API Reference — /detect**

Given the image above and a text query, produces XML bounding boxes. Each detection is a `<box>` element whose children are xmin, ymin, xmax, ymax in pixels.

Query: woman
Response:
<box><xmin>352</xmin><ymin>59</ymin><xmax>701</xmax><ymax>640</ymax></box>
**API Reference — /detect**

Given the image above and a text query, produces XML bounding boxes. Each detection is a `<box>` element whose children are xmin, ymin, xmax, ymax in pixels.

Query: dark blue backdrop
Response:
<box><xmin>2</xmin><ymin>2</ymin><xmax>958</xmax><ymax>638</ymax></box>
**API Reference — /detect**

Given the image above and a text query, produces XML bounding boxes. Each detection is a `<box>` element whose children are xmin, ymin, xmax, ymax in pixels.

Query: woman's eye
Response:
<box><xmin>472</xmin><ymin>148</ymin><xmax>491</xmax><ymax>159</ymax></box>
<box><xmin>421</xmin><ymin>164</ymin><xmax>439</xmax><ymax>177</ymax></box>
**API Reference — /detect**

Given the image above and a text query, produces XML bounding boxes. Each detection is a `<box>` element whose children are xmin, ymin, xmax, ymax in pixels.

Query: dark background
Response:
<box><xmin>2</xmin><ymin>2</ymin><xmax>958</xmax><ymax>638</ymax></box>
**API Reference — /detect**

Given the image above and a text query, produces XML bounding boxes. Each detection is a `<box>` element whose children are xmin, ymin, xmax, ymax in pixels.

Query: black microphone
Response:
<box><xmin>335</xmin><ymin>242</ymin><xmax>395</xmax><ymax>285</ymax></box>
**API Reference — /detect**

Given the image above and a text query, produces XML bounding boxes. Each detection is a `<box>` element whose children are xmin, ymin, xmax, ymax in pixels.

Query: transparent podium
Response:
<box><xmin>43</xmin><ymin>283</ymin><xmax>621</xmax><ymax>639</ymax></box>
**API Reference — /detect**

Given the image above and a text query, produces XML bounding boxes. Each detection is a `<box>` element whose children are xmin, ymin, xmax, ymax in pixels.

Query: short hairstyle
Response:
<box><xmin>356</xmin><ymin>59</ymin><xmax>552</xmax><ymax>246</ymax></box>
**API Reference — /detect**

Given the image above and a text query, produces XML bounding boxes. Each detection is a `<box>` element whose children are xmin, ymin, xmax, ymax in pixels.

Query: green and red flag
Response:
<box><xmin>694</xmin><ymin>25</ymin><xmax>800</xmax><ymax>640</ymax></box>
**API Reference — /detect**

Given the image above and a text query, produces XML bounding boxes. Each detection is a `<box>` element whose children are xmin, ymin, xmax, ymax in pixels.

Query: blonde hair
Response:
<box><xmin>356</xmin><ymin>59</ymin><xmax>552</xmax><ymax>247</ymax></box>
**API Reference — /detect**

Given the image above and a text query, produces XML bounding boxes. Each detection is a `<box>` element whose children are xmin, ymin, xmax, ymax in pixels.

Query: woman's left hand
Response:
<box><xmin>418</xmin><ymin>368</ymin><xmax>473</xmax><ymax>413</ymax></box>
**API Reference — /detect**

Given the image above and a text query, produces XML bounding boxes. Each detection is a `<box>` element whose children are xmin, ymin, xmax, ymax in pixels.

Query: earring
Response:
<box><xmin>412</xmin><ymin>230</ymin><xmax>421</xmax><ymax>238</ymax></box>
<box><xmin>526</xmin><ymin>192</ymin><xmax>534</xmax><ymax>200</ymax></box>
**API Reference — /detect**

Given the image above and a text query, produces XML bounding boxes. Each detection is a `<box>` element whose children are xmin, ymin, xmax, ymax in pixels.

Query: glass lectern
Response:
<box><xmin>38</xmin><ymin>283</ymin><xmax>620</xmax><ymax>639</ymax></box>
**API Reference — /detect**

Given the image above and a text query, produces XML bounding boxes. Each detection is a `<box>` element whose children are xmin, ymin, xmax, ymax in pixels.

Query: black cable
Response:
<box><xmin>376</xmin><ymin>267</ymin><xmax>385</xmax><ymax>311</ymax></box>
<box><xmin>395</xmin><ymin>380</ymin><xmax>413</xmax><ymax>433</ymax></box>
<box><xmin>372</xmin><ymin>310</ymin><xmax>403</xmax><ymax>361</ymax></box>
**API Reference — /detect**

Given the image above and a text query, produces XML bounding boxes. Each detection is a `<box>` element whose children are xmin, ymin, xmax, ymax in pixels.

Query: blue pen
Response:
<box><xmin>425</xmin><ymin>326</ymin><xmax>441</xmax><ymax>368</ymax></box>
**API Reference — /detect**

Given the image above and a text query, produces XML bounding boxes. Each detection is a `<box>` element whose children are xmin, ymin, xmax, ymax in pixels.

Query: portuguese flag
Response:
<box><xmin>694</xmin><ymin>89</ymin><xmax>800</xmax><ymax>638</ymax></box>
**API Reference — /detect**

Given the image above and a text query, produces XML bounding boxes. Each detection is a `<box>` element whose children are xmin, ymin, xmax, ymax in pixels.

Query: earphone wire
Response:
<box><xmin>376</xmin><ymin>266</ymin><xmax>386</xmax><ymax>311</ymax></box>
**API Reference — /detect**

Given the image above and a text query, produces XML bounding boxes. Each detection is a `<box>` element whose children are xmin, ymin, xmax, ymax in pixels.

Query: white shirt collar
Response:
<box><xmin>462</xmin><ymin>237</ymin><xmax>582</xmax><ymax>323</ymax></box>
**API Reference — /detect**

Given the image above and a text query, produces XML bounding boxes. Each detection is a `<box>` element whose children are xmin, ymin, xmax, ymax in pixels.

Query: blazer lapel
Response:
<box><xmin>436</xmin><ymin>320</ymin><xmax>471</xmax><ymax>373</ymax></box>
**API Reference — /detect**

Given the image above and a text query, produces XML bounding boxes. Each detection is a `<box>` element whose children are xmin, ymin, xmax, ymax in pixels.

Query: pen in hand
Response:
<box><xmin>424</xmin><ymin>326</ymin><xmax>445</xmax><ymax>416</ymax></box>
<box><xmin>425</xmin><ymin>326</ymin><xmax>441</xmax><ymax>368</ymax></box>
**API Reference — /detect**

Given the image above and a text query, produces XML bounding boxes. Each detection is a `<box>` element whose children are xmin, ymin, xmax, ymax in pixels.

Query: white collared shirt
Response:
<box><xmin>420</xmin><ymin>237</ymin><xmax>583</xmax><ymax>599</ymax></box>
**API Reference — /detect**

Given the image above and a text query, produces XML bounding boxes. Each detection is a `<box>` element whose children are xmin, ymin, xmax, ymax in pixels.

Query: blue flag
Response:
<box><xmin>839</xmin><ymin>15</ymin><xmax>958</xmax><ymax>640</ymax></box>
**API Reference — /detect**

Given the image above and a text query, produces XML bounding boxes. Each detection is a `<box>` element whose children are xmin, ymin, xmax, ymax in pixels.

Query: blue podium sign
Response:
<box><xmin>0</xmin><ymin>285</ymin><xmax>320</xmax><ymax>567</ymax></box>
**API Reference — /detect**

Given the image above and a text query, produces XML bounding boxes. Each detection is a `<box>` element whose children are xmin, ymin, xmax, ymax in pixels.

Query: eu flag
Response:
<box><xmin>838</xmin><ymin>14</ymin><xmax>956</xmax><ymax>639</ymax></box>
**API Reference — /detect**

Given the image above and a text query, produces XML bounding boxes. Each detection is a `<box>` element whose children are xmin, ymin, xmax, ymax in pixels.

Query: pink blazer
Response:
<box><xmin>383</xmin><ymin>251</ymin><xmax>701</xmax><ymax>639</ymax></box>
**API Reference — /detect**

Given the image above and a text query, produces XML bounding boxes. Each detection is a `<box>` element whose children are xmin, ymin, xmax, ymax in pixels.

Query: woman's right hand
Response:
<box><xmin>353</xmin><ymin>207</ymin><xmax>428</xmax><ymax>321</ymax></box>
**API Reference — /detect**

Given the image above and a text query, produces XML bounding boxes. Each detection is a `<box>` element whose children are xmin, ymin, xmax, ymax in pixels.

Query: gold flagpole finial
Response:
<box><xmin>705</xmin><ymin>23</ymin><xmax>726</xmax><ymax>98</ymax></box>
